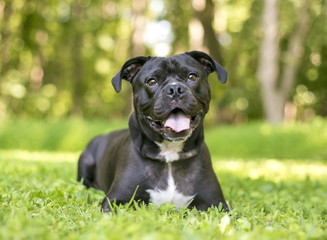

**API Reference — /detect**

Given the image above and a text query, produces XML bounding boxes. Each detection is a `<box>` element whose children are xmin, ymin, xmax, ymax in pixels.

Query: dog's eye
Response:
<box><xmin>146</xmin><ymin>78</ymin><xmax>157</xmax><ymax>86</ymax></box>
<box><xmin>188</xmin><ymin>73</ymin><xmax>198</xmax><ymax>81</ymax></box>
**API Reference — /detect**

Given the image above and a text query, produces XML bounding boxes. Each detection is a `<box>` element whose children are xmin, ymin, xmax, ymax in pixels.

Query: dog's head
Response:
<box><xmin>112</xmin><ymin>51</ymin><xmax>227</xmax><ymax>142</ymax></box>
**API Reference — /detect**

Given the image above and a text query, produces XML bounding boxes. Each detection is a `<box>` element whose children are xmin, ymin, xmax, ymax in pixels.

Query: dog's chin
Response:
<box><xmin>145</xmin><ymin>109</ymin><xmax>203</xmax><ymax>142</ymax></box>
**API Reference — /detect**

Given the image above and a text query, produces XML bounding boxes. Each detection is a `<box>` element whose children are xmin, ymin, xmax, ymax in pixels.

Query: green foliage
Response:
<box><xmin>0</xmin><ymin>0</ymin><xmax>133</xmax><ymax>119</ymax></box>
<box><xmin>1</xmin><ymin>0</ymin><xmax>327</xmax><ymax>122</ymax></box>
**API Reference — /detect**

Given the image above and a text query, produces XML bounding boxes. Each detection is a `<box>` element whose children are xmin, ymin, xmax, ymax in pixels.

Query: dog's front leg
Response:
<box><xmin>101</xmin><ymin>196</ymin><xmax>127</xmax><ymax>213</ymax></box>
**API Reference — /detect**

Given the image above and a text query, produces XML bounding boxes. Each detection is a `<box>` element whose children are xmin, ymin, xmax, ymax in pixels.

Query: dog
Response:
<box><xmin>77</xmin><ymin>51</ymin><xmax>229</xmax><ymax>212</ymax></box>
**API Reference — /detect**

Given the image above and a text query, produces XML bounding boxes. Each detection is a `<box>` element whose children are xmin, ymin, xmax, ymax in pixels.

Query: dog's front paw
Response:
<box><xmin>101</xmin><ymin>197</ymin><xmax>114</xmax><ymax>213</ymax></box>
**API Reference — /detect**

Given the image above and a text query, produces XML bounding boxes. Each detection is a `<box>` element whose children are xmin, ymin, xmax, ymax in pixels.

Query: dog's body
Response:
<box><xmin>78</xmin><ymin>51</ymin><xmax>229</xmax><ymax>212</ymax></box>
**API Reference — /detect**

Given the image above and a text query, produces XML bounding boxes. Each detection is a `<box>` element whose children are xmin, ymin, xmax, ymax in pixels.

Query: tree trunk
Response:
<box><xmin>257</xmin><ymin>0</ymin><xmax>281</xmax><ymax>124</ymax></box>
<box><xmin>257</xmin><ymin>0</ymin><xmax>309</xmax><ymax>124</ymax></box>
<box><xmin>0</xmin><ymin>1</ymin><xmax>12</xmax><ymax>76</ymax></box>
<box><xmin>71</xmin><ymin>3</ymin><xmax>85</xmax><ymax>115</ymax></box>
<box><xmin>280</xmin><ymin>0</ymin><xmax>309</xmax><ymax>99</ymax></box>
<box><xmin>193</xmin><ymin>0</ymin><xmax>223</xmax><ymax>63</ymax></box>
<box><xmin>131</xmin><ymin>0</ymin><xmax>146</xmax><ymax>57</ymax></box>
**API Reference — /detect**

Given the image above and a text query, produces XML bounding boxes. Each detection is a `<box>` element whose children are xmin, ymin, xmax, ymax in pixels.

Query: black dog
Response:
<box><xmin>78</xmin><ymin>51</ymin><xmax>229</xmax><ymax>212</ymax></box>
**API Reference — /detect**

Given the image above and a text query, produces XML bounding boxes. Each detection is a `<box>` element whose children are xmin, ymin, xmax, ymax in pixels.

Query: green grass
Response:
<box><xmin>0</xmin><ymin>118</ymin><xmax>327</xmax><ymax>239</ymax></box>
<box><xmin>0</xmin><ymin>118</ymin><xmax>128</xmax><ymax>152</ymax></box>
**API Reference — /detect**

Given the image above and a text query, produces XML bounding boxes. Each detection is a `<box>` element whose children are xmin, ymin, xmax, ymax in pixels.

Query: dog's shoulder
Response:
<box><xmin>106</xmin><ymin>128</ymin><xmax>130</xmax><ymax>139</ymax></box>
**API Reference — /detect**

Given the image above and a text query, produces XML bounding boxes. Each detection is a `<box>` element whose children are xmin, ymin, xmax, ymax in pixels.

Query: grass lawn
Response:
<box><xmin>0</xmin><ymin>118</ymin><xmax>326</xmax><ymax>239</ymax></box>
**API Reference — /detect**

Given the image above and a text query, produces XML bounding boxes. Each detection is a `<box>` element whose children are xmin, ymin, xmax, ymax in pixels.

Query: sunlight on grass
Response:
<box><xmin>1</xmin><ymin>149</ymin><xmax>326</xmax><ymax>239</ymax></box>
<box><xmin>0</xmin><ymin>150</ymin><xmax>78</xmax><ymax>162</ymax></box>
<box><xmin>214</xmin><ymin>158</ymin><xmax>327</xmax><ymax>182</ymax></box>
<box><xmin>2</xmin><ymin>150</ymin><xmax>326</xmax><ymax>182</ymax></box>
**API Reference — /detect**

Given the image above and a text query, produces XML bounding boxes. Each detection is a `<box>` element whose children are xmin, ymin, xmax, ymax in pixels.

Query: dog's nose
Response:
<box><xmin>166</xmin><ymin>83</ymin><xmax>185</xmax><ymax>99</ymax></box>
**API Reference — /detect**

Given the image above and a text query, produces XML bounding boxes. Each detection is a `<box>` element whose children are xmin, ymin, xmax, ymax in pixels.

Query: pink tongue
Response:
<box><xmin>164</xmin><ymin>111</ymin><xmax>190</xmax><ymax>133</ymax></box>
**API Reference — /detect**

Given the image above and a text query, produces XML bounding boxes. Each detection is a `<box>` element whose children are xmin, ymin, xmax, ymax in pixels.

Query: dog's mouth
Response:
<box><xmin>145</xmin><ymin>108</ymin><xmax>203</xmax><ymax>141</ymax></box>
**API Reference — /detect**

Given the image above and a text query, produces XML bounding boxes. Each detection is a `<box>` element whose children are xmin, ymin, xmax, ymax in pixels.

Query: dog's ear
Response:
<box><xmin>185</xmin><ymin>51</ymin><xmax>227</xmax><ymax>84</ymax></box>
<box><xmin>112</xmin><ymin>56</ymin><xmax>151</xmax><ymax>92</ymax></box>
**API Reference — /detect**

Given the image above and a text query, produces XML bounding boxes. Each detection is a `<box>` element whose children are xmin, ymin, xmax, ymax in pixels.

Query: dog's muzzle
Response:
<box><xmin>144</xmin><ymin>83</ymin><xmax>204</xmax><ymax>142</ymax></box>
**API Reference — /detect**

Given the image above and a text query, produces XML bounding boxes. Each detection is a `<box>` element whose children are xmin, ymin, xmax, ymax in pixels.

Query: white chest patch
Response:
<box><xmin>146</xmin><ymin>163</ymin><xmax>195</xmax><ymax>208</ymax></box>
<box><xmin>156</xmin><ymin>140</ymin><xmax>184</xmax><ymax>162</ymax></box>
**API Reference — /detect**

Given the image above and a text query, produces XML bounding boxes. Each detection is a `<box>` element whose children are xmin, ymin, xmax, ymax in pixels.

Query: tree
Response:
<box><xmin>1</xmin><ymin>0</ymin><xmax>326</xmax><ymax>122</ymax></box>
<box><xmin>131</xmin><ymin>0</ymin><xmax>147</xmax><ymax>56</ymax></box>
<box><xmin>257</xmin><ymin>0</ymin><xmax>310</xmax><ymax>124</ymax></box>
<box><xmin>192</xmin><ymin>0</ymin><xmax>223</xmax><ymax>63</ymax></box>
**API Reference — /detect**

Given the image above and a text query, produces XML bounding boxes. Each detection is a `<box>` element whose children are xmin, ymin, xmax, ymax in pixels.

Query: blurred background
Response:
<box><xmin>0</xmin><ymin>0</ymin><xmax>326</xmax><ymax>125</ymax></box>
